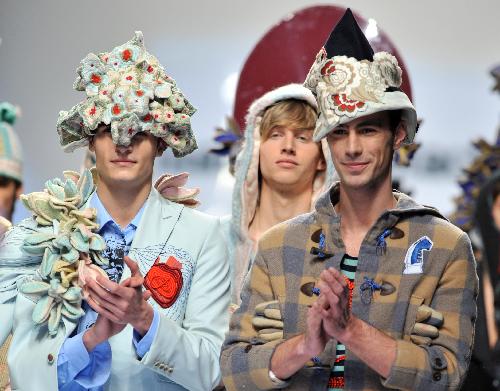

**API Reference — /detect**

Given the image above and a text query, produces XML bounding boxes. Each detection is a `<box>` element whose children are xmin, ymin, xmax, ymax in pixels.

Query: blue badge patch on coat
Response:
<box><xmin>403</xmin><ymin>236</ymin><xmax>433</xmax><ymax>274</ymax></box>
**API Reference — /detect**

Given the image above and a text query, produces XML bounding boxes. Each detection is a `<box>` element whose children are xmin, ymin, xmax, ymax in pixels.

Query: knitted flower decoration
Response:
<box><xmin>450</xmin><ymin>131</ymin><xmax>500</xmax><ymax>232</ymax></box>
<box><xmin>209</xmin><ymin>116</ymin><xmax>243</xmax><ymax>175</ymax></box>
<box><xmin>19</xmin><ymin>169</ymin><xmax>108</xmax><ymax>336</ymax></box>
<box><xmin>57</xmin><ymin>31</ymin><xmax>197</xmax><ymax>158</ymax></box>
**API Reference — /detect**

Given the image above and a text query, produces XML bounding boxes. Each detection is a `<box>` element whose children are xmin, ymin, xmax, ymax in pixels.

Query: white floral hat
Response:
<box><xmin>57</xmin><ymin>31</ymin><xmax>197</xmax><ymax>157</ymax></box>
<box><xmin>304</xmin><ymin>9</ymin><xmax>417</xmax><ymax>144</ymax></box>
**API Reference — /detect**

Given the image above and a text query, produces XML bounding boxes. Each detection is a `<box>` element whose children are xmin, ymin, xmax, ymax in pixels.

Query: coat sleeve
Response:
<box><xmin>139</xmin><ymin>217</ymin><xmax>231</xmax><ymax>391</ymax></box>
<box><xmin>382</xmin><ymin>232</ymin><xmax>479</xmax><ymax>391</ymax></box>
<box><xmin>220</xmin><ymin>249</ymin><xmax>285</xmax><ymax>390</ymax></box>
<box><xmin>0</xmin><ymin>219</ymin><xmax>39</xmax><ymax>345</ymax></box>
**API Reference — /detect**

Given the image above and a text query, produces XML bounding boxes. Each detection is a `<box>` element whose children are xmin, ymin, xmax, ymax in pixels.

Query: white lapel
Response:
<box><xmin>121</xmin><ymin>189</ymin><xmax>184</xmax><ymax>281</ymax></box>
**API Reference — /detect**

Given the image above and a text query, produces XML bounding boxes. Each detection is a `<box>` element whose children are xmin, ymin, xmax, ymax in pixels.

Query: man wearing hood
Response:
<box><xmin>221</xmin><ymin>10</ymin><xmax>477</xmax><ymax>391</ymax></box>
<box><xmin>0</xmin><ymin>101</ymin><xmax>23</xmax><ymax>391</ymax></box>
<box><xmin>226</xmin><ymin>83</ymin><xmax>335</xmax><ymax>309</ymax></box>
<box><xmin>0</xmin><ymin>102</ymin><xmax>22</xmax><ymax>232</ymax></box>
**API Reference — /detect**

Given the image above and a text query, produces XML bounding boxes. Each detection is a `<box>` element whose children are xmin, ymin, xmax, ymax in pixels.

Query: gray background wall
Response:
<box><xmin>1</xmin><ymin>0</ymin><xmax>498</xmax><ymax>222</ymax></box>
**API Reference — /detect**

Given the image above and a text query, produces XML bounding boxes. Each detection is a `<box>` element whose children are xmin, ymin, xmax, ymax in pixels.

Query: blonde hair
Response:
<box><xmin>260</xmin><ymin>99</ymin><xmax>317</xmax><ymax>141</ymax></box>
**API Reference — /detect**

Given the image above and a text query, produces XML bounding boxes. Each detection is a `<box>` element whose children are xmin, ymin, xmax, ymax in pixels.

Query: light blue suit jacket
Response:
<box><xmin>0</xmin><ymin>188</ymin><xmax>230</xmax><ymax>391</ymax></box>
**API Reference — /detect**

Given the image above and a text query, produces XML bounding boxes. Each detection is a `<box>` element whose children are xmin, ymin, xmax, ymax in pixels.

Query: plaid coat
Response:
<box><xmin>221</xmin><ymin>184</ymin><xmax>478</xmax><ymax>390</ymax></box>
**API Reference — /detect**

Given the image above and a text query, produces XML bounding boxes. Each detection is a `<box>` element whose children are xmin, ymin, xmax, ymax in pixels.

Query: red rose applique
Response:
<box><xmin>144</xmin><ymin>256</ymin><xmax>183</xmax><ymax>308</ymax></box>
<box><xmin>333</xmin><ymin>94</ymin><xmax>365</xmax><ymax>112</ymax></box>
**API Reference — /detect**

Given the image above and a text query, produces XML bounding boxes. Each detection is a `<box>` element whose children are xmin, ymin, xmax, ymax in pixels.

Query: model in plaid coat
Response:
<box><xmin>221</xmin><ymin>182</ymin><xmax>477</xmax><ymax>390</ymax></box>
<box><xmin>220</xmin><ymin>9</ymin><xmax>478</xmax><ymax>391</ymax></box>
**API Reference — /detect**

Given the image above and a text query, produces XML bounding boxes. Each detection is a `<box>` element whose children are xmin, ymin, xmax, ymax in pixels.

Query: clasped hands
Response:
<box><xmin>253</xmin><ymin>267</ymin><xmax>444</xmax><ymax>357</ymax></box>
<box><xmin>304</xmin><ymin>268</ymin><xmax>352</xmax><ymax>356</ymax></box>
<box><xmin>82</xmin><ymin>256</ymin><xmax>154</xmax><ymax>351</ymax></box>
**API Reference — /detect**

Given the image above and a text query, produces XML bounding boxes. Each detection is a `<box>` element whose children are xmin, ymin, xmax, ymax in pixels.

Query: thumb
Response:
<box><xmin>124</xmin><ymin>255</ymin><xmax>141</xmax><ymax>277</ymax></box>
<box><xmin>142</xmin><ymin>290</ymin><xmax>152</xmax><ymax>301</ymax></box>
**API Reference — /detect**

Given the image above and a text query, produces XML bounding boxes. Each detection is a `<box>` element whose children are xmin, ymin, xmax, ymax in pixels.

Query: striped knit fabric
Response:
<box><xmin>0</xmin><ymin>334</ymin><xmax>11</xmax><ymax>390</ymax></box>
<box><xmin>328</xmin><ymin>255</ymin><xmax>358</xmax><ymax>390</ymax></box>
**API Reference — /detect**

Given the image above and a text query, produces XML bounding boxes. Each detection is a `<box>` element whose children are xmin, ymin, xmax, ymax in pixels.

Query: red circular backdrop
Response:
<box><xmin>233</xmin><ymin>5</ymin><xmax>412</xmax><ymax>131</ymax></box>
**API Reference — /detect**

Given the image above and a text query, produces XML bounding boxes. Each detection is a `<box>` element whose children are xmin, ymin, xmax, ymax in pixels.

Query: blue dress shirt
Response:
<box><xmin>57</xmin><ymin>192</ymin><xmax>160</xmax><ymax>390</ymax></box>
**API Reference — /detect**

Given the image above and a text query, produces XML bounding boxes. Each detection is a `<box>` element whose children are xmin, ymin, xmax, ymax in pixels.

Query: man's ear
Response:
<box><xmin>156</xmin><ymin>139</ymin><xmax>168</xmax><ymax>157</ymax></box>
<box><xmin>88</xmin><ymin>136</ymin><xmax>95</xmax><ymax>152</ymax></box>
<box><xmin>393</xmin><ymin>122</ymin><xmax>407</xmax><ymax>150</ymax></box>
<box><xmin>15</xmin><ymin>184</ymin><xmax>23</xmax><ymax>200</ymax></box>
<box><xmin>317</xmin><ymin>156</ymin><xmax>327</xmax><ymax>171</ymax></box>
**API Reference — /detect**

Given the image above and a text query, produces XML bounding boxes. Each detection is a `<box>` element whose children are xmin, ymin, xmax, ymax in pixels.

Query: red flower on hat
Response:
<box><xmin>144</xmin><ymin>256</ymin><xmax>183</xmax><ymax>308</ymax></box>
<box><xmin>112</xmin><ymin>104</ymin><xmax>121</xmax><ymax>115</ymax></box>
<box><xmin>333</xmin><ymin>94</ymin><xmax>365</xmax><ymax>113</ymax></box>
<box><xmin>143</xmin><ymin>113</ymin><xmax>152</xmax><ymax>122</ymax></box>
<box><xmin>147</xmin><ymin>65</ymin><xmax>154</xmax><ymax>73</ymax></box>
<box><xmin>321</xmin><ymin>60</ymin><xmax>336</xmax><ymax>76</ymax></box>
<box><xmin>90</xmin><ymin>74</ymin><xmax>102</xmax><ymax>84</ymax></box>
<box><xmin>122</xmin><ymin>49</ymin><xmax>132</xmax><ymax>61</ymax></box>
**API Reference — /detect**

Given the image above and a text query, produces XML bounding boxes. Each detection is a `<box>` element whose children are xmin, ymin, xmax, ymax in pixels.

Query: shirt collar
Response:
<box><xmin>90</xmin><ymin>191</ymin><xmax>147</xmax><ymax>231</ymax></box>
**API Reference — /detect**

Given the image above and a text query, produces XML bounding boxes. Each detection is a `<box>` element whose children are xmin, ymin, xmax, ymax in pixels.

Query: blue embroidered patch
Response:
<box><xmin>403</xmin><ymin>236</ymin><xmax>433</xmax><ymax>274</ymax></box>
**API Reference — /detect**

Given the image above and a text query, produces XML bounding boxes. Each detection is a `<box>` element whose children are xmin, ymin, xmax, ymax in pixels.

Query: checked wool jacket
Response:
<box><xmin>221</xmin><ymin>184</ymin><xmax>478</xmax><ymax>390</ymax></box>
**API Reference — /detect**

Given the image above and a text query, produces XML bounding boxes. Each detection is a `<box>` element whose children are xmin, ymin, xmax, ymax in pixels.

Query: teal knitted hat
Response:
<box><xmin>0</xmin><ymin>102</ymin><xmax>22</xmax><ymax>183</ymax></box>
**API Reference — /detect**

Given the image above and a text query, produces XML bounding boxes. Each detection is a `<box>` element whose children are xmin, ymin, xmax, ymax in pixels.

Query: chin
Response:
<box><xmin>106</xmin><ymin>171</ymin><xmax>141</xmax><ymax>185</ymax></box>
<box><xmin>269</xmin><ymin>173</ymin><xmax>303</xmax><ymax>187</ymax></box>
<box><xmin>340</xmin><ymin>175</ymin><xmax>373</xmax><ymax>190</ymax></box>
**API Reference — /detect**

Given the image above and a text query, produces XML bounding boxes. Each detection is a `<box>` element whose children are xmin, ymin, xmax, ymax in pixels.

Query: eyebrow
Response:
<box><xmin>355</xmin><ymin>119</ymin><xmax>386</xmax><ymax>128</ymax></box>
<box><xmin>333</xmin><ymin>119</ymin><xmax>385</xmax><ymax>131</ymax></box>
<box><xmin>270</xmin><ymin>126</ymin><xmax>314</xmax><ymax>134</ymax></box>
<box><xmin>292</xmin><ymin>127</ymin><xmax>314</xmax><ymax>133</ymax></box>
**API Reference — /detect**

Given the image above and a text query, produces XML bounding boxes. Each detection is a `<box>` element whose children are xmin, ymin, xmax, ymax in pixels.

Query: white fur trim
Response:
<box><xmin>246</xmin><ymin>84</ymin><xmax>317</xmax><ymax>128</ymax></box>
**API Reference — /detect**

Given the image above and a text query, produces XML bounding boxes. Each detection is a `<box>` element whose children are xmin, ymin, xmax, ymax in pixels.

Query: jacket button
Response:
<box><xmin>434</xmin><ymin>358</ymin><xmax>443</xmax><ymax>367</ymax></box>
<box><xmin>433</xmin><ymin>372</ymin><xmax>441</xmax><ymax>381</ymax></box>
<box><xmin>47</xmin><ymin>353</ymin><xmax>54</xmax><ymax>365</ymax></box>
<box><xmin>167</xmin><ymin>367</ymin><xmax>174</xmax><ymax>374</ymax></box>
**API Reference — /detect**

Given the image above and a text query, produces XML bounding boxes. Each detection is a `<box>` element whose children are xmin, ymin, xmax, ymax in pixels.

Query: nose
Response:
<box><xmin>345</xmin><ymin>131</ymin><xmax>362</xmax><ymax>158</ymax></box>
<box><xmin>115</xmin><ymin>142</ymin><xmax>132</xmax><ymax>155</ymax></box>
<box><xmin>281</xmin><ymin>132</ymin><xmax>296</xmax><ymax>155</ymax></box>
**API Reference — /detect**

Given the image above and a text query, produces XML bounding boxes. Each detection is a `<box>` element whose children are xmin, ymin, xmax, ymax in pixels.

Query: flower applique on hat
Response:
<box><xmin>57</xmin><ymin>31</ymin><xmax>197</xmax><ymax>157</ymax></box>
<box><xmin>304</xmin><ymin>9</ymin><xmax>418</xmax><ymax>144</ymax></box>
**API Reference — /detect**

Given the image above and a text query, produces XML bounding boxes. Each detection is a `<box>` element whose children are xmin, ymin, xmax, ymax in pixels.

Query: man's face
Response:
<box><xmin>327</xmin><ymin>111</ymin><xmax>405</xmax><ymax>191</ymax></box>
<box><xmin>259</xmin><ymin>126</ymin><xmax>325</xmax><ymax>191</ymax></box>
<box><xmin>90</xmin><ymin>126</ymin><xmax>162</xmax><ymax>189</ymax></box>
<box><xmin>492</xmin><ymin>193</ymin><xmax>500</xmax><ymax>231</ymax></box>
<box><xmin>0</xmin><ymin>179</ymin><xmax>21</xmax><ymax>221</ymax></box>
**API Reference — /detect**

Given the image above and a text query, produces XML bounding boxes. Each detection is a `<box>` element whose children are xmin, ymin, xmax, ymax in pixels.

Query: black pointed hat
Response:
<box><xmin>324</xmin><ymin>8</ymin><xmax>374</xmax><ymax>61</ymax></box>
<box><xmin>304</xmin><ymin>8</ymin><xmax>417</xmax><ymax>145</ymax></box>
